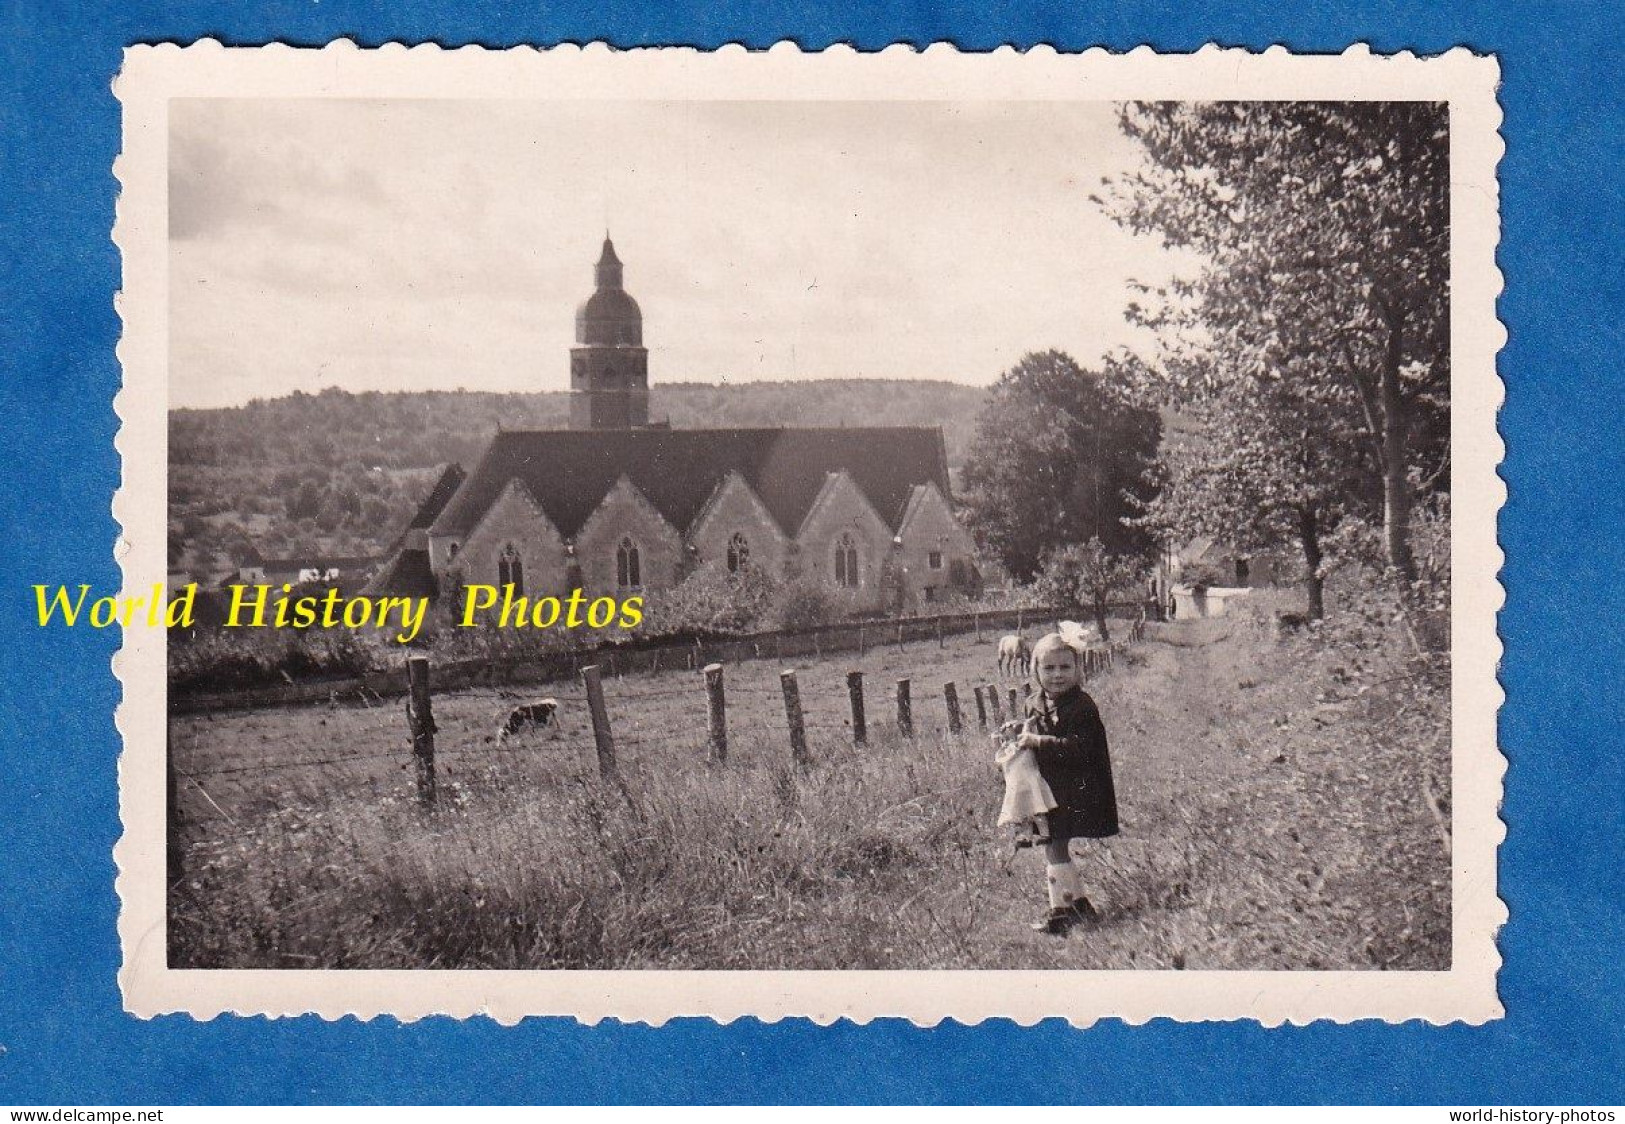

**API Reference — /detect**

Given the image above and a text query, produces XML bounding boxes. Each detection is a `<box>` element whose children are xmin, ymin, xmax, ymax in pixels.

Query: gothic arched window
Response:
<box><xmin>833</xmin><ymin>533</ymin><xmax>860</xmax><ymax>588</ymax></box>
<box><xmin>498</xmin><ymin>543</ymin><xmax>524</xmax><ymax>596</ymax></box>
<box><xmin>727</xmin><ymin>532</ymin><xmax>751</xmax><ymax>574</ymax></box>
<box><xmin>616</xmin><ymin>537</ymin><xmax>642</xmax><ymax>589</ymax></box>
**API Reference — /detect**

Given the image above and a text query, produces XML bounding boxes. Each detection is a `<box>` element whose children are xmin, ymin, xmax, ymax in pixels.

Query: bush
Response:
<box><xmin>1178</xmin><ymin>560</ymin><xmax>1229</xmax><ymax>593</ymax></box>
<box><xmin>642</xmin><ymin>562</ymin><xmax>777</xmax><ymax>636</ymax></box>
<box><xmin>425</xmin><ymin>612</ymin><xmax>581</xmax><ymax>664</ymax></box>
<box><xmin>168</xmin><ymin>628</ymin><xmax>389</xmax><ymax>693</ymax></box>
<box><xmin>771</xmin><ymin>578</ymin><xmax>837</xmax><ymax>630</ymax></box>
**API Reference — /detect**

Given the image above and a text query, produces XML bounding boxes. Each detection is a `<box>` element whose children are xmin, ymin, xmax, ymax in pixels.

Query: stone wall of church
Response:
<box><xmin>573</xmin><ymin>484</ymin><xmax>684</xmax><ymax>594</ymax></box>
<box><xmin>449</xmin><ymin>485</ymin><xmax>567</xmax><ymax>597</ymax></box>
<box><xmin>895</xmin><ymin>487</ymin><xmax>980</xmax><ymax>610</ymax></box>
<box><xmin>794</xmin><ymin>476</ymin><xmax>894</xmax><ymax>613</ymax></box>
<box><xmin>687</xmin><ymin>480</ymin><xmax>790</xmax><ymax>580</ymax></box>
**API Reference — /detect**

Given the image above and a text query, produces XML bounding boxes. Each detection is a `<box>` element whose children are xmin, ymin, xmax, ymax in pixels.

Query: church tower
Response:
<box><xmin>570</xmin><ymin>234</ymin><xmax>649</xmax><ymax>429</ymax></box>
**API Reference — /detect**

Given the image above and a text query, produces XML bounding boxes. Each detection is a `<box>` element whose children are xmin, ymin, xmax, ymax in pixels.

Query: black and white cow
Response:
<box><xmin>496</xmin><ymin>698</ymin><xmax>558</xmax><ymax>742</ymax></box>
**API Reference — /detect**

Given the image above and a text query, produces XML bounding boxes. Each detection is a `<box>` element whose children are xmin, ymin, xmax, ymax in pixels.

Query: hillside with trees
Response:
<box><xmin>168</xmin><ymin>379</ymin><xmax>990</xmax><ymax>574</ymax></box>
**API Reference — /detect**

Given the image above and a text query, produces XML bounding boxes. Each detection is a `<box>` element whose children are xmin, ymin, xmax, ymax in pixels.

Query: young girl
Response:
<box><xmin>1010</xmin><ymin>632</ymin><xmax>1121</xmax><ymax>934</ymax></box>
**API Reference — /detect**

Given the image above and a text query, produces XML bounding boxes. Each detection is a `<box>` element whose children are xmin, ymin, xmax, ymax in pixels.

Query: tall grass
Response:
<box><xmin>171</xmin><ymin>569</ymin><xmax>1451</xmax><ymax>971</ymax></box>
<box><xmin>173</xmin><ymin>726</ymin><xmax>1015</xmax><ymax>969</ymax></box>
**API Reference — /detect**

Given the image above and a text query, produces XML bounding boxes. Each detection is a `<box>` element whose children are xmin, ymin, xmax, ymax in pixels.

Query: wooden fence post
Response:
<box><xmin>895</xmin><ymin>621</ymin><xmax>905</xmax><ymax>651</ymax></box>
<box><xmin>943</xmin><ymin>682</ymin><xmax>962</xmax><ymax>734</ymax></box>
<box><xmin>847</xmin><ymin>670</ymin><xmax>867</xmax><ymax>747</ymax></box>
<box><xmin>972</xmin><ymin>685</ymin><xmax>989</xmax><ymax>730</ymax></box>
<box><xmin>704</xmin><ymin>662</ymin><xmax>727</xmax><ymax>764</ymax></box>
<box><xmin>1008</xmin><ymin>686</ymin><xmax>1020</xmax><ymax>719</ymax></box>
<box><xmin>988</xmin><ymin>684</ymin><xmax>1005</xmax><ymax>725</ymax></box>
<box><xmin>1016</xmin><ymin>607</ymin><xmax>1024</xmax><ymax>631</ymax></box>
<box><xmin>581</xmin><ymin>664</ymin><xmax>617</xmax><ymax>779</ymax></box>
<box><xmin>935</xmin><ymin>616</ymin><xmax>944</xmax><ymax>649</ymax></box>
<box><xmin>895</xmin><ymin>677</ymin><xmax>913</xmax><ymax>737</ymax></box>
<box><xmin>973</xmin><ymin>611</ymin><xmax>982</xmax><ymax>643</ymax></box>
<box><xmin>406</xmin><ymin>655</ymin><xmax>437</xmax><ymax>806</ymax></box>
<box><xmin>858</xmin><ymin>625</ymin><xmax>866</xmax><ymax>658</ymax></box>
<box><xmin>780</xmin><ymin>670</ymin><xmax>809</xmax><ymax>769</ymax></box>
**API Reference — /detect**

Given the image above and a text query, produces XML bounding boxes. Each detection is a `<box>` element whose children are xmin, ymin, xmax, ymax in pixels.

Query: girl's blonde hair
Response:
<box><xmin>1030</xmin><ymin>632</ymin><xmax>1081</xmax><ymax>679</ymax></box>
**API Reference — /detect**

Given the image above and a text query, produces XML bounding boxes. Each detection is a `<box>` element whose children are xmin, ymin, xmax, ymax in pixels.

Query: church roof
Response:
<box><xmin>430</xmin><ymin>426</ymin><xmax>952</xmax><ymax>541</ymax></box>
<box><xmin>384</xmin><ymin>463</ymin><xmax>466</xmax><ymax>555</ymax></box>
<box><xmin>361</xmin><ymin>547</ymin><xmax>438</xmax><ymax>600</ymax></box>
<box><xmin>409</xmin><ymin>463</ymin><xmax>467</xmax><ymax>530</ymax></box>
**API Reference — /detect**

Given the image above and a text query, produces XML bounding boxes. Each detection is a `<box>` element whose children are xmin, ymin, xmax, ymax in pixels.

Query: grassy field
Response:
<box><xmin>169</xmin><ymin>594</ymin><xmax>1451</xmax><ymax>970</ymax></box>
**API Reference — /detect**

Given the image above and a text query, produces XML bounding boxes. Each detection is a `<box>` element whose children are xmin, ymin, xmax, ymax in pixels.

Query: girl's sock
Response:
<box><xmin>1046</xmin><ymin>862</ymin><xmax>1076</xmax><ymax>910</ymax></box>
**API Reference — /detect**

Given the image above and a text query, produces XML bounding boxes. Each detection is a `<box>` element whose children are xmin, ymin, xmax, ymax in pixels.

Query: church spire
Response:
<box><xmin>571</xmin><ymin>233</ymin><xmax>648</xmax><ymax>429</ymax></box>
<box><xmin>595</xmin><ymin>233</ymin><xmax>624</xmax><ymax>289</ymax></box>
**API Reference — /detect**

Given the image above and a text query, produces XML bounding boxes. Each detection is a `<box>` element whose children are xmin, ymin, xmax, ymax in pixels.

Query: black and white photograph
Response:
<box><xmin>114</xmin><ymin>46</ymin><xmax>1504</xmax><ymax>1024</ymax></box>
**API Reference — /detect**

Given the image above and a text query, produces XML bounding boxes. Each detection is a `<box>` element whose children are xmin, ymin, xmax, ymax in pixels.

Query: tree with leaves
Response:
<box><xmin>1144</xmin><ymin>372</ymin><xmax>1372</xmax><ymax>618</ymax></box>
<box><xmin>960</xmin><ymin>350</ymin><xmax>1161</xmax><ymax>582</ymax></box>
<box><xmin>1034</xmin><ymin>537</ymin><xmax>1145</xmax><ymax>641</ymax></box>
<box><xmin>1103</xmin><ymin>102</ymin><xmax>1449</xmax><ymax>582</ymax></box>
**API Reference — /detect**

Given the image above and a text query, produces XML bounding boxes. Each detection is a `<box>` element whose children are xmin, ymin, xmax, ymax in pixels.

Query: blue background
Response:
<box><xmin>1</xmin><ymin>1</ymin><xmax>1621</xmax><ymax>1105</ymax></box>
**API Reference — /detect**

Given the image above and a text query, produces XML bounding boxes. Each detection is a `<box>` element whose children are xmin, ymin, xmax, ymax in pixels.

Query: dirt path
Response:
<box><xmin>966</xmin><ymin>620</ymin><xmax>1244</xmax><ymax>966</ymax></box>
<box><xmin>960</xmin><ymin>616</ymin><xmax>1448</xmax><ymax>970</ymax></box>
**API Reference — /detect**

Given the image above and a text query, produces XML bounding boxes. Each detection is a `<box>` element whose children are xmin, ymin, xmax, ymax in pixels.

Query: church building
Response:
<box><xmin>374</xmin><ymin>236</ymin><xmax>979</xmax><ymax>614</ymax></box>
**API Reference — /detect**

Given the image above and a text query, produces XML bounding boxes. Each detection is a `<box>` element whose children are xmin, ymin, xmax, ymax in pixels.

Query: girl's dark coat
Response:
<box><xmin>1025</xmin><ymin>685</ymin><xmax>1120</xmax><ymax>839</ymax></box>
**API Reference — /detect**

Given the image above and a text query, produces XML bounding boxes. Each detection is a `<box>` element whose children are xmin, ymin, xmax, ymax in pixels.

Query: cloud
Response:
<box><xmin>170</xmin><ymin>100</ymin><xmax>389</xmax><ymax>247</ymax></box>
<box><xmin>168</xmin><ymin>98</ymin><xmax>1175</xmax><ymax>408</ymax></box>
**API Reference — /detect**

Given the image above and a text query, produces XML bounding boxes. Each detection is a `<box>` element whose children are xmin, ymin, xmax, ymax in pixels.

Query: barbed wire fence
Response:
<box><xmin>167</xmin><ymin>616</ymin><xmax>1148</xmax><ymax>880</ymax></box>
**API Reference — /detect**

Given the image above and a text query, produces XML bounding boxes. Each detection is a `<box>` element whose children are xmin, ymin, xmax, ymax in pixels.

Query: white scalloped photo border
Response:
<box><xmin>112</xmin><ymin>41</ymin><xmax>1505</xmax><ymax>1026</ymax></box>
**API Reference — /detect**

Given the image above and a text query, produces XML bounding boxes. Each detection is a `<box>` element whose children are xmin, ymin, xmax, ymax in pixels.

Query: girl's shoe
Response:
<box><xmin>1029</xmin><ymin>899</ymin><xmax>1098</xmax><ymax>935</ymax></box>
<box><xmin>1030</xmin><ymin>907</ymin><xmax>1074</xmax><ymax>935</ymax></box>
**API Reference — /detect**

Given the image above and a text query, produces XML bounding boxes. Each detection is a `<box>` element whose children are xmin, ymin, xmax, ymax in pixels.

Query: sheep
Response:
<box><xmin>997</xmin><ymin>633</ymin><xmax>1032</xmax><ymax>678</ymax></box>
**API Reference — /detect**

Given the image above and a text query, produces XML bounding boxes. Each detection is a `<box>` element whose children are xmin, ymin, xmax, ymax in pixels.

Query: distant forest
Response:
<box><xmin>169</xmin><ymin>380</ymin><xmax>991</xmax><ymax>575</ymax></box>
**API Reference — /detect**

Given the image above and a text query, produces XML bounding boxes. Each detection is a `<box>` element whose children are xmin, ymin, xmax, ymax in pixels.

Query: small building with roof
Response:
<box><xmin>225</xmin><ymin>547</ymin><xmax>381</xmax><ymax>591</ymax></box>
<box><xmin>373</xmin><ymin>236</ymin><xmax>979</xmax><ymax>613</ymax></box>
<box><xmin>1159</xmin><ymin>535</ymin><xmax>1284</xmax><ymax>619</ymax></box>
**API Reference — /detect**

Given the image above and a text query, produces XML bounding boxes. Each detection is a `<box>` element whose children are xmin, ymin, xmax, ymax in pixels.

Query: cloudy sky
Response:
<box><xmin>168</xmin><ymin>98</ymin><xmax>1177</xmax><ymax>409</ymax></box>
